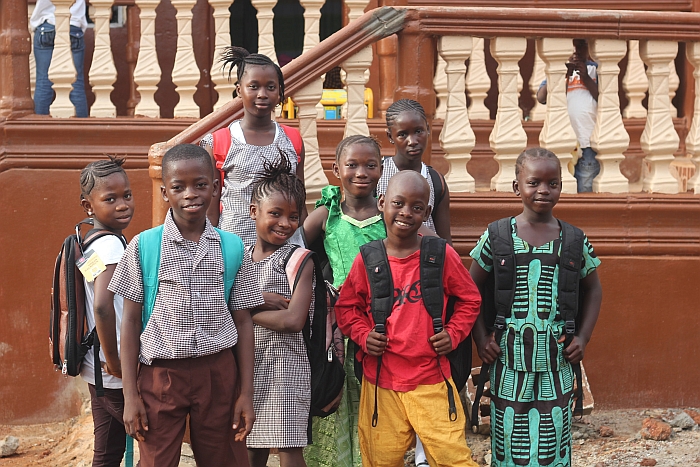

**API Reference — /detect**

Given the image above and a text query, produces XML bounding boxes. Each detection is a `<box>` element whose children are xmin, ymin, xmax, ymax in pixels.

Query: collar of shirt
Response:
<box><xmin>162</xmin><ymin>209</ymin><xmax>219</xmax><ymax>244</ymax></box>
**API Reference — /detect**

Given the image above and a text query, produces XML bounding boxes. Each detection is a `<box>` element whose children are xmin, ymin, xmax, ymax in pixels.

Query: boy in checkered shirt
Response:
<box><xmin>109</xmin><ymin>144</ymin><xmax>263</xmax><ymax>467</ymax></box>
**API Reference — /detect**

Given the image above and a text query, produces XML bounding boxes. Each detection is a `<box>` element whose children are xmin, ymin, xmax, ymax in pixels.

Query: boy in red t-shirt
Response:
<box><xmin>335</xmin><ymin>170</ymin><xmax>481</xmax><ymax>466</ymax></box>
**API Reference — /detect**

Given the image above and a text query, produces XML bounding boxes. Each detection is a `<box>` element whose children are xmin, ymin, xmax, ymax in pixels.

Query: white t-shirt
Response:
<box><xmin>566</xmin><ymin>62</ymin><xmax>598</xmax><ymax>148</ymax></box>
<box><xmin>30</xmin><ymin>0</ymin><xmax>88</xmax><ymax>33</ymax></box>
<box><xmin>79</xmin><ymin>235</ymin><xmax>126</xmax><ymax>389</ymax></box>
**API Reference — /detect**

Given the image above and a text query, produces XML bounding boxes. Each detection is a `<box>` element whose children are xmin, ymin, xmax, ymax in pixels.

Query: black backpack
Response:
<box><xmin>470</xmin><ymin>217</ymin><xmax>585</xmax><ymax>432</ymax></box>
<box><xmin>358</xmin><ymin>236</ymin><xmax>472</xmax><ymax>426</ymax></box>
<box><xmin>50</xmin><ymin>218</ymin><xmax>126</xmax><ymax>396</ymax></box>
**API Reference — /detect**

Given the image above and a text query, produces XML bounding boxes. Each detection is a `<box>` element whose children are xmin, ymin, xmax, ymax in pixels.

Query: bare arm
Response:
<box><xmin>231</xmin><ymin>306</ymin><xmax>255</xmax><ymax>440</ymax></box>
<box><xmin>120</xmin><ymin>298</ymin><xmax>148</xmax><ymax>441</ymax></box>
<box><xmin>302</xmin><ymin>205</ymin><xmax>329</xmax><ymax>246</ymax></box>
<box><xmin>296</xmin><ymin>141</ymin><xmax>309</xmax><ymax>223</ymax></box>
<box><xmin>432</xmin><ymin>174</ymin><xmax>452</xmax><ymax>245</ymax></box>
<box><xmin>92</xmin><ymin>264</ymin><xmax>121</xmax><ymax>378</ymax></box>
<box><xmin>204</xmin><ymin>146</ymin><xmax>222</xmax><ymax>227</ymax></box>
<box><xmin>468</xmin><ymin>261</ymin><xmax>501</xmax><ymax>364</ymax></box>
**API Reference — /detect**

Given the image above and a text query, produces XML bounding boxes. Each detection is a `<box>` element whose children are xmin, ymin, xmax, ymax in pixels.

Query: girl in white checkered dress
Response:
<box><xmin>200</xmin><ymin>47</ymin><xmax>306</xmax><ymax>247</ymax></box>
<box><xmin>246</xmin><ymin>156</ymin><xmax>314</xmax><ymax>467</ymax></box>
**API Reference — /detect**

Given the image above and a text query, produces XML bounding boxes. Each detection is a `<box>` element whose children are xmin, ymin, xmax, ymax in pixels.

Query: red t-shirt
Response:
<box><xmin>336</xmin><ymin>245</ymin><xmax>481</xmax><ymax>392</ymax></box>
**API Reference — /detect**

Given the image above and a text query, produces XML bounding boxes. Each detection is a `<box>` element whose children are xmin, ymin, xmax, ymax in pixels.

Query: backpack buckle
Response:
<box><xmin>494</xmin><ymin>315</ymin><xmax>506</xmax><ymax>330</ymax></box>
<box><xmin>565</xmin><ymin>319</ymin><xmax>576</xmax><ymax>335</ymax></box>
<box><xmin>432</xmin><ymin>318</ymin><xmax>443</xmax><ymax>334</ymax></box>
<box><xmin>375</xmin><ymin>323</ymin><xmax>386</xmax><ymax>335</ymax></box>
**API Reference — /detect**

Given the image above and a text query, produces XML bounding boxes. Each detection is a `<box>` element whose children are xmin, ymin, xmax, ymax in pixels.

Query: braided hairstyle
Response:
<box><xmin>221</xmin><ymin>46</ymin><xmax>285</xmax><ymax>102</ymax></box>
<box><xmin>335</xmin><ymin>134</ymin><xmax>382</xmax><ymax>162</ymax></box>
<box><xmin>251</xmin><ymin>153</ymin><xmax>306</xmax><ymax>212</ymax></box>
<box><xmin>80</xmin><ymin>155</ymin><xmax>127</xmax><ymax>200</ymax></box>
<box><xmin>515</xmin><ymin>147</ymin><xmax>561</xmax><ymax>177</ymax></box>
<box><xmin>385</xmin><ymin>99</ymin><xmax>428</xmax><ymax>130</ymax></box>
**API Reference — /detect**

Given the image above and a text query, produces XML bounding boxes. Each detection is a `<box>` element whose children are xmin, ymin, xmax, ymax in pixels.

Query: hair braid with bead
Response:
<box><xmin>251</xmin><ymin>152</ymin><xmax>306</xmax><ymax>212</ymax></box>
<box><xmin>80</xmin><ymin>155</ymin><xmax>127</xmax><ymax>200</ymax></box>
<box><xmin>221</xmin><ymin>46</ymin><xmax>285</xmax><ymax>102</ymax></box>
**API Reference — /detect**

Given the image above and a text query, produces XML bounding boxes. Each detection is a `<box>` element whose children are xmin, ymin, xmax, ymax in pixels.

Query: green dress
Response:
<box><xmin>304</xmin><ymin>185</ymin><xmax>386</xmax><ymax>467</ymax></box>
<box><xmin>470</xmin><ymin>218</ymin><xmax>600</xmax><ymax>467</ymax></box>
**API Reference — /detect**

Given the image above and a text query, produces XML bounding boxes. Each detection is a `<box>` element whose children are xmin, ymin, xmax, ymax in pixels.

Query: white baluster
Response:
<box><xmin>589</xmin><ymin>39</ymin><xmax>630</xmax><ymax>193</ymax></box>
<box><xmin>342</xmin><ymin>47</ymin><xmax>372</xmax><ymax>137</ymax></box>
<box><xmin>251</xmin><ymin>0</ymin><xmax>278</xmax><ymax>63</ymax></box>
<box><xmin>639</xmin><ymin>40</ymin><xmax>680</xmax><ymax>193</ymax></box>
<box><xmin>28</xmin><ymin>4</ymin><xmax>35</xmax><ymax>97</ymax></box>
<box><xmin>172</xmin><ymin>0</ymin><xmax>199</xmax><ymax>117</ymax></box>
<box><xmin>291</xmin><ymin>77</ymin><xmax>327</xmax><ymax>205</ymax></box>
<box><xmin>467</xmin><ymin>38</ymin><xmax>490</xmax><ymax>120</ymax></box>
<box><xmin>537</xmin><ymin>38</ymin><xmax>577</xmax><ymax>193</ymax></box>
<box><xmin>134</xmin><ymin>0</ymin><xmax>162</xmax><ymax>117</ymax></box>
<box><xmin>489</xmin><ymin>37</ymin><xmax>528</xmax><ymax>191</ymax></box>
<box><xmin>623</xmin><ymin>40</ymin><xmax>648</xmax><ymax>119</ymax></box>
<box><xmin>434</xmin><ymin>55</ymin><xmax>448</xmax><ymax>120</ymax></box>
<box><xmin>48</xmin><ymin>0</ymin><xmax>76</xmax><ymax>117</ymax></box>
<box><xmin>438</xmin><ymin>35</ymin><xmax>475</xmax><ymax>192</ymax></box>
<box><xmin>685</xmin><ymin>42</ymin><xmax>700</xmax><ymax>194</ymax></box>
<box><xmin>210</xmin><ymin>0</ymin><xmax>235</xmax><ymax>111</ymax></box>
<box><xmin>345</xmin><ymin>0</ymin><xmax>370</xmax><ymax>23</ymax></box>
<box><xmin>89</xmin><ymin>0</ymin><xmax>117</xmax><ymax>117</ymax></box>
<box><xmin>529</xmin><ymin>49</ymin><xmax>546</xmax><ymax>121</ymax></box>
<box><xmin>668</xmin><ymin>56</ymin><xmax>680</xmax><ymax>118</ymax></box>
<box><xmin>300</xmin><ymin>0</ymin><xmax>324</xmax><ymax>53</ymax></box>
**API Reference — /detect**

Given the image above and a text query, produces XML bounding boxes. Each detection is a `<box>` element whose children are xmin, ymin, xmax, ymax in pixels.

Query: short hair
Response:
<box><xmin>335</xmin><ymin>134</ymin><xmax>382</xmax><ymax>162</ymax></box>
<box><xmin>221</xmin><ymin>46</ymin><xmax>285</xmax><ymax>102</ymax></box>
<box><xmin>80</xmin><ymin>155</ymin><xmax>127</xmax><ymax>199</ymax></box>
<box><xmin>385</xmin><ymin>99</ymin><xmax>428</xmax><ymax>129</ymax></box>
<box><xmin>162</xmin><ymin>144</ymin><xmax>214</xmax><ymax>180</ymax></box>
<box><xmin>515</xmin><ymin>147</ymin><xmax>561</xmax><ymax>176</ymax></box>
<box><xmin>250</xmin><ymin>153</ymin><xmax>306</xmax><ymax>212</ymax></box>
<box><xmin>385</xmin><ymin>170</ymin><xmax>429</xmax><ymax>203</ymax></box>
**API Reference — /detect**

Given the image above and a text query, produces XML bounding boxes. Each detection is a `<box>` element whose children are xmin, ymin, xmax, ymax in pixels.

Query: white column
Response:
<box><xmin>89</xmin><ymin>0</ymin><xmax>117</xmax><ymax>117</ymax></box>
<box><xmin>210</xmin><ymin>0</ymin><xmax>235</xmax><ymax>111</ymax></box>
<box><xmin>48</xmin><ymin>0</ymin><xmax>76</xmax><ymax>117</ymax></box>
<box><xmin>623</xmin><ymin>40</ymin><xmax>648</xmax><ymax>119</ymax></box>
<box><xmin>292</xmin><ymin>77</ymin><xmax>327</xmax><ymax>205</ymax></box>
<box><xmin>489</xmin><ymin>37</ymin><xmax>528</xmax><ymax>191</ymax></box>
<box><xmin>342</xmin><ymin>47</ymin><xmax>372</xmax><ymax>137</ymax></box>
<box><xmin>28</xmin><ymin>4</ymin><xmax>35</xmax><ymax>97</ymax></box>
<box><xmin>434</xmin><ymin>55</ymin><xmax>448</xmax><ymax>120</ymax></box>
<box><xmin>467</xmin><ymin>37</ymin><xmax>490</xmax><ymax>120</ymax></box>
<box><xmin>537</xmin><ymin>38</ymin><xmax>577</xmax><ymax>193</ymax></box>
<box><xmin>172</xmin><ymin>0</ymin><xmax>200</xmax><ymax>117</ymax></box>
<box><xmin>686</xmin><ymin>42</ymin><xmax>700</xmax><ymax>194</ymax></box>
<box><xmin>589</xmin><ymin>39</ymin><xmax>630</xmax><ymax>193</ymax></box>
<box><xmin>438</xmin><ymin>35</ymin><xmax>475</xmax><ymax>192</ymax></box>
<box><xmin>345</xmin><ymin>0</ymin><xmax>370</xmax><ymax>23</ymax></box>
<box><xmin>251</xmin><ymin>0</ymin><xmax>278</xmax><ymax>64</ymax></box>
<box><xmin>300</xmin><ymin>0</ymin><xmax>324</xmax><ymax>53</ymax></box>
<box><xmin>134</xmin><ymin>0</ymin><xmax>162</xmax><ymax>117</ymax></box>
<box><xmin>639</xmin><ymin>40</ymin><xmax>680</xmax><ymax>193</ymax></box>
<box><xmin>669</xmin><ymin>56</ymin><xmax>680</xmax><ymax>117</ymax></box>
<box><xmin>529</xmin><ymin>49</ymin><xmax>546</xmax><ymax>121</ymax></box>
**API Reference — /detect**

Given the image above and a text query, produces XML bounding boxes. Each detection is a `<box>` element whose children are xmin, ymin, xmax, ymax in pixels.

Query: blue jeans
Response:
<box><xmin>574</xmin><ymin>147</ymin><xmax>600</xmax><ymax>192</ymax></box>
<box><xmin>33</xmin><ymin>21</ymin><xmax>89</xmax><ymax>117</ymax></box>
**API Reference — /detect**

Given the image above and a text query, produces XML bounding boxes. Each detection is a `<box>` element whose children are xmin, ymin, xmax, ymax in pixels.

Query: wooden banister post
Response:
<box><xmin>377</xmin><ymin>35</ymin><xmax>397</xmax><ymax>120</ymax></box>
<box><xmin>0</xmin><ymin>0</ymin><xmax>34</xmax><ymax>119</ymax></box>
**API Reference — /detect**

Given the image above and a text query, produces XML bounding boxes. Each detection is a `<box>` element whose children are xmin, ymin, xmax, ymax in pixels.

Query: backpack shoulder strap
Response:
<box><xmin>138</xmin><ymin>225</ymin><xmax>164</xmax><ymax>331</ymax></box>
<box><xmin>212</xmin><ymin>127</ymin><xmax>231</xmax><ymax>192</ymax></box>
<box><xmin>419</xmin><ymin>235</ymin><xmax>447</xmax><ymax>332</ymax></box>
<box><xmin>359</xmin><ymin>240</ymin><xmax>393</xmax><ymax>334</ymax></box>
<box><xmin>557</xmin><ymin>219</ymin><xmax>585</xmax><ymax>333</ymax></box>
<box><xmin>283</xmin><ymin>245</ymin><xmax>312</xmax><ymax>291</ymax></box>
<box><xmin>280</xmin><ymin>124</ymin><xmax>303</xmax><ymax>162</ymax></box>
<box><xmin>215</xmin><ymin>228</ymin><xmax>244</xmax><ymax>304</ymax></box>
<box><xmin>427</xmin><ymin>166</ymin><xmax>445</xmax><ymax>211</ymax></box>
<box><xmin>487</xmin><ymin>217</ymin><xmax>516</xmax><ymax>328</ymax></box>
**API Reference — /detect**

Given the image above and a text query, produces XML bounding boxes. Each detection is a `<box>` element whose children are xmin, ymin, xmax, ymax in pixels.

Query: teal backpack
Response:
<box><xmin>138</xmin><ymin>225</ymin><xmax>244</xmax><ymax>329</ymax></box>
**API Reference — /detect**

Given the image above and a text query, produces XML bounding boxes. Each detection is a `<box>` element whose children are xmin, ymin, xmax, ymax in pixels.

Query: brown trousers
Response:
<box><xmin>137</xmin><ymin>349</ymin><xmax>249</xmax><ymax>467</ymax></box>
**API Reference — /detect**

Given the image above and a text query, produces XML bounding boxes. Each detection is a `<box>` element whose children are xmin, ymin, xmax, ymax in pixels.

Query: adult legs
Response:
<box><xmin>248</xmin><ymin>448</ymin><xmax>271</xmax><ymax>467</ymax></box>
<box><xmin>89</xmin><ymin>384</ymin><xmax>127</xmax><ymax>467</ymax></box>
<box><xmin>69</xmin><ymin>25</ymin><xmax>89</xmax><ymax>117</ymax></box>
<box><xmin>33</xmin><ymin>21</ymin><xmax>55</xmax><ymax>115</ymax></box>
<box><xmin>574</xmin><ymin>147</ymin><xmax>600</xmax><ymax>192</ymax></box>
<box><xmin>278</xmin><ymin>448</ymin><xmax>307</xmax><ymax>467</ymax></box>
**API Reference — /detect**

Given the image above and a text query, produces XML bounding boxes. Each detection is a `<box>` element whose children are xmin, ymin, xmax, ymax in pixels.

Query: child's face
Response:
<box><xmin>236</xmin><ymin>65</ymin><xmax>281</xmax><ymax>118</ymax></box>
<box><xmin>513</xmin><ymin>157</ymin><xmax>562</xmax><ymax>216</ymax></box>
<box><xmin>161</xmin><ymin>158</ymin><xmax>215</xmax><ymax>226</ymax></box>
<box><xmin>250</xmin><ymin>192</ymin><xmax>300</xmax><ymax>248</ymax></box>
<box><xmin>387</xmin><ymin>111</ymin><xmax>429</xmax><ymax>162</ymax></box>
<box><xmin>378</xmin><ymin>177</ymin><xmax>431</xmax><ymax>241</ymax></box>
<box><xmin>332</xmin><ymin>143</ymin><xmax>382</xmax><ymax>199</ymax></box>
<box><xmin>81</xmin><ymin>172</ymin><xmax>134</xmax><ymax>233</ymax></box>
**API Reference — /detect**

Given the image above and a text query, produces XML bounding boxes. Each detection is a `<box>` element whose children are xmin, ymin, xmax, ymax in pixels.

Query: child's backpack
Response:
<box><xmin>358</xmin><ymin>236</ymin><xmax>472</xmax><ymax>426</ymax></box>
<box><xmin>470</xmin><ymin>217</ymin><xmax>585</xmax><ymax>432</ymax></box>
<box><xmin>283</xmin><ymin>246</ymin><xmax>346</xmax><ymax>418</ymax></box>
<box><xmin>50</xmin><ymin>218</ymin><xmax>127</xmax><ymax>396</ymax></box>
<box><xmin>427</xmin><ymin>165</ymin><xmax>446</xmax><ymax>220</ymax></box>
<box><xmin>137</xmin><ymin>225</ymin><xmax>244</xmax><ymax>329</ymax></box>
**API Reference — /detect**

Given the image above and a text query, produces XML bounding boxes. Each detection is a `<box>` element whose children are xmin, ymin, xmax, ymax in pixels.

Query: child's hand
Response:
<box><xmin>257</xmin><ymin>292</ymin><xmax>290</xmax><ymax>311</ymax></box>
<box><xmin>477</xmin><ymin>332</ymin><xmax>501</xmax><ymax>364</ymax></box>
<box><xmin>366</xmin><ymin>330</ymin><xmax>388</xmax><ymax>357</ymax></box>
<box><xmin>123</xmin><ymin>395</ymin><xmax>148</xmax><ymax>441</ymax></box>
<box><xmin>232</xmin><ymin>393</ymin><xmax>256</xmax><ymax>442</ymax></box>
<box><xmin>101</xmin><ymin>360</ymin><xmax>122</xmax><ymax>379</ymax></box>
<box><xmin>559</xmin><ymin>335</ymin><xmax>586</xmax><ymax>364</ymax></box>
<box><xmin>429</xmin><ymin>330</ymin><xmax>453</xmax><ymax>356</ymax></box>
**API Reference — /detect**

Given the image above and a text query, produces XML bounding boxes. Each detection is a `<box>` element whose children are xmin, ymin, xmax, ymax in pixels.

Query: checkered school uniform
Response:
<box><xmin>200</xmin><ymin>121</ymin><xmax>299</xmax><ymax>247</ymax></box>
<box><xmin>376</xmin><ymin>157</ymin><xmax>437</xmax><ymax>233</ymax></box>
<box><xmin>108</xmin><ymin>210</ymin><xmax>263</xmax><ymax>365</ymax></box>
<box><xmin>245</xmin><ymin>242</ymin><xmax>313</xmax><ymax>449</ymax></box>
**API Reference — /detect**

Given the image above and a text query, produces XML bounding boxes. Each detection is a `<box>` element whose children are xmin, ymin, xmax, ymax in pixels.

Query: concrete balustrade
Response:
<box><xmin>466</xmin><ymin>37</ymin><xmax>490</xmax><ymax>121</ymax></box>
<box><xmin>133</xmin><ymin>0</ymin><xmax>161</xmax><ymax>117</ymax></box>
<box><xmin>342</xmin><ymin>47</ymin><xmax>372</xmax><ymax>138</ymax></box>
<box><xmin>687</xmin><ymin>42</ymin><xmax>700</xmax><ymax>195</ymax></box>
<box><xmin>89</xmin><ymin>0</ymin><xmax>117</xmax><ymax>117</ymax></box>
<box><xmin>47</xmin><ymin>0</ymin><xmax>75</xmax><ymax>117</ymax></box>
<box><xmin>211</xmin><ymin>0</ymin><xmax>235</xmax><ymax>111</ymax></box>
<box><xmin>623</xmin><ymin>40</ymin><xmax>648</xmax><ymax>119</ymax></box>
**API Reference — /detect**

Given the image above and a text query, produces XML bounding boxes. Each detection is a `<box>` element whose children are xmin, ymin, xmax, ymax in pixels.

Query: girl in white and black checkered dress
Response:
<box><xmin>200</xmin><ymin>47</ymin><xmax>306</xmax><ymax>247</ymax></box>
<box><xmin>246</xmin><ymin>156</ymin><xmax>315</xmax><ymax>467</ymax></box>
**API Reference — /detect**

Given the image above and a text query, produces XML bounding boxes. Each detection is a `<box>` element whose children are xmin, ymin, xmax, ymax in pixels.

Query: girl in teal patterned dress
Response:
<box><xmin>302</xmin><ymin>135</ymin><xmax>386</xmax><ymax>467</ymax></box>
<box><xmin>469</xmin><ymin>148</ymin><xmax>603</xmax><ymax>467</ymax></box>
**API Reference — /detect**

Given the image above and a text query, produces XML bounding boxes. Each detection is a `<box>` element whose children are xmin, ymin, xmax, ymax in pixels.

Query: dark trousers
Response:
<box><xmin>88</xmin><ymin>384</ymin><xmax>127</xmax><ymax>467</ymax></box>
<box><xmin>137</xmin><ymin>350</ymin><xmax>248</xmax><ymax>467</ymax></box>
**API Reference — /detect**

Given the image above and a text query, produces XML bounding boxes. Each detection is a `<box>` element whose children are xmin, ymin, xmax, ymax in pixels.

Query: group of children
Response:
<box><xmin>77</xmin><ymin>46</ymin><xmax>602</xmax><ymax>467</ymax></box>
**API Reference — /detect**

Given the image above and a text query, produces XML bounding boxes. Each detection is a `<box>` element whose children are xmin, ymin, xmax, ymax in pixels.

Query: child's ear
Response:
<box><xmin>512</xmin><ymin>179</ymin><xmax>520</xmax><ymax>196</ymax></box>
<box><xmin>331</xmin><ymin>162</ymin><xmax>340</xmax><ymax>179</ymax></box>
<box><xmin>212</xmin><ymin>178</ymin><xmax>220</xmax><ymax>197</ymax></box>
<box><xmin>386</xmin><ymin>129</ymin><xmax>393</xmax><ymax>144</ymax></box>
<box><xmin>249</xmin><ymin>203</ymin><xmax>257</xmax><ymax>220</ymax></box>
<box><xmin>424</xmin><ymin>204</ymin><xmax>432</xmax><ymax>220</ymax></box>
<box><xmin>377</xmin><ymin>194</ymin><xmax>385</xmax><ymax>212</ymax></box>
<box><xmin>161</xmin><ymin>185</ymin><xmax>169</xmax><ymax>203</ymax></box>
<box><xmin>80</xmin><ymin>197</ymin><xmax>93</xmax><ymax>216</ymax></box>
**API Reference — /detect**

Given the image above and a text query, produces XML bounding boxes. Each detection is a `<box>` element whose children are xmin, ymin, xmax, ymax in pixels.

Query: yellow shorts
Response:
<box><xmin>358</xmin><ymin>378</ymin><xmax>478</xmax><ymax>467</ymax></box>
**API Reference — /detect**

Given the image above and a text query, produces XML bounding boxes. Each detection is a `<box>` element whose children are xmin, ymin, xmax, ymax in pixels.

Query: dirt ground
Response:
<box><xmin>1</xmin><ymin>400</ymin><xmax>699</xmax><ymax>467</ymax></box>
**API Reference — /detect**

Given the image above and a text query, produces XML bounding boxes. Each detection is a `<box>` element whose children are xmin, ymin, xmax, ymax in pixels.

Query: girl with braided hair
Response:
<box><xmin>201</xmin><ymin>47</ymin><xmax>306</xmax><ymax>247</ymax></box>
<box><xmin>246</xmin><ymin>155</ymin><xmax>315</xmax><ymax>467</ymax></box>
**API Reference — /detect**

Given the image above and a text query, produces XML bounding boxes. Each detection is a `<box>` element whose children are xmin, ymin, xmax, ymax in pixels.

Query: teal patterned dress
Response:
<box><xmin>304</xmin><ymin>185</ymin><xmax>386</xmax><ymax>467</ymax></box>
<box><xmin>470</xmin><ymin>218</ymin><xmax>600</xmax><ymax>467</ymax></box>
